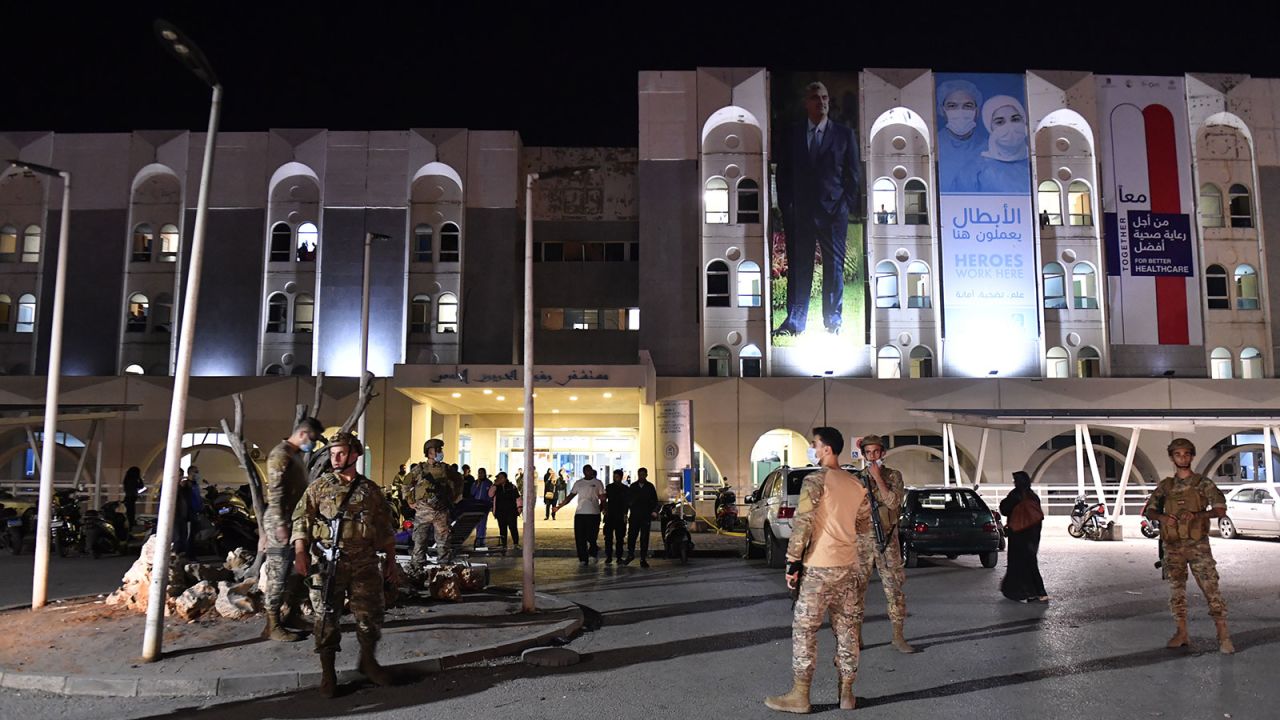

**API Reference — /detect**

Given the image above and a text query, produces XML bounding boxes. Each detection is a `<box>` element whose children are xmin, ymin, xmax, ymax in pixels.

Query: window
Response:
<box><xmin>296</xmin><ymin>222</ymin><xmax>318</xmax><ymax>262</ymax></box>
<box><xmin>1235</xmin><ymin>264</ymin><xmax>1259</xmax><ymax>310</ymax></box>
<box><xmin>263</xmin><ymin>364</ymin><xmax>285</xmax><ymax>376</ymax></box>
<box><xmin>708</xmin><ymin>345</ymin><xmax>731</xmax><ymax>377</ymax></box>
<box><xmin>1038</xmin><ymin>181</ymin><xmax>1062</xmax><ymax>226</ymax></box>
<box><xmin>1206</xmin><ymin>264</ymin><xmax>1230</xmax><ymax>309</ymax></box>
<box><xmin>293</xmin><ymin>293</ymin><xmax>314</xmax><ymax>333</ymax></box>
<box><xmin>132</xmin><ymin>223</ymin><xmax>154</xmax><ymax>262</ymax></box>
<box><xmin>414</xmin><ymin>224</ymin><xmax>433</xmax><ymax>263</ymax></box>
<box><xmin>906</xmin><ymin>261</ymin><xmax>930</xmax><ymax>308</ymax></box>
<box><xmin>874</xmin><ymin>261</ymin><xmax>899</xmax><ymax>308</ymax></box>
<box><xmin>16</xmin><ymin>294</ymin><xmax>35</xmax><ymax>333</ymax></box>
<box><xmin>1199</xmin><ymin>184</ymin><xmax>1224</xmax><ymax>228</ymax></box>
<box><xmin>0</xmin><ymin>294</ymin><xmax>9</xmax><ymax>331</ymax></box>
<box><xmin>540</xmin><ymin>308</ymin><xmax>565</xmax><ymax>330</ymax></box>
<box><xmin>0</xmin><ymin>225</ymin><xmax>16</xmax><ymax>262</ymax></box>
<box><xmin>1242</xmin><ymin>347</ymin><xmax>1264</xmax><ymax>379</ymax></box>
<box><xmin>877</xmin><ymin>345</ymin><xmax>902</xmax><ymax>378</ymax></box>
<box><xmin>605</xmin><ymin>242</ymin><xmax>625</xmax><ymax>261</ymax></box>
<box><xmin>627</xmin><ymin>307</ymin><xmax>640</xmax><ymax>330</ymax></box>
<box><xmin>909</xmin><ymin>346</ymin><xmax>934</xmax><ymax>378</ymax></box>
<box><xmin>265</xmin><ymin>293</ymin><xmax>288</xmax><ymax>333</ymax></box>
<box><xmin>437</xmin><ymin>292</ymin><xmax>458</xmax><ymax>333</ymax></box>
<box><xmin>903</xmin><ymin>179</ymin><xmax>928</xmax><ymax>225</ymax></box>
<box><xmin>21</xmin><ymin>225</ymin><xmax>40</xmax><ymax>263</ymax></box>
<box><xmin>1228</xmin><ymin>184</ymin><xmax>1253</xmax><ymax>228</ymax></box>
<box><xmin>542</xmin><ymin>241</ymin><xmax>563</xmax><ymax>262</ymax></box>
<box><xmin>541</xmin><ymin>307</ymin><xmax>639</xmax><ymax>331</ymax></box>
<box><xmin>872</xmin><ymin>178</ymin><xmax>897</xmax><ymax>224</ymax></box>
<box><xmin>269</xmin><ymin>222</ymin><xmax>292</xmax><ymax>262</ymax></box>
<box><xmin>157</xmin><ymin>224</ymin><xmax>179</xmax><ymax>262</ymax></box>
<box><xmin>439</xmin><ymin>222</ymin><xmax>461</xmax><ymax>262</ymax></box>
<box><xmin>740</xmin><ymin>344</ymin><xmax>762</xmax><ymax>377</ymax></box>
<box><xmin>408</xmin><ymin>294</ymin><xmax>432</xmax><ymax>334</ymax></box>
<box><xmin>1076</xmin><ymin>346</ymin><xmax>1101</xmax><ymax>378</ymax></box>
<box><xmin>1046</xmin><ymin>346</ymin><xmax>1069</xmax><ymax>378</ymax></box>
<box><xmin>566</xmin><ymin>308</ymin><xmax>598</xmax><ymax>330</ymax></box>
<box><xmin>1072</xmin><ymin>263</ymin><xmax>1098</xmax><ymax>309</ymax></box>
<box><xmin>1067</xmin><ymin>181</ymin><xmax>1092</xmax><ymax>226</ymax></box>
<box><xmin>1043</xmin><ymin>262</ymin><xmax>1066</xmax><ymax>309</ymax></box>
<box><xmin>124</xmin><ymin>364</ymin><xmax>144</xmax><ymax>375</ymax></box>
<box><xmin>1210</xmin><ymin>347</ymin><xmax>1233</xmax><ymax>379</ymax></box>
<box><xmin>736</xmin><ymin>178</ymin><xmax>760</xmax><ymax>224</ymax></box>
<box><xmin>126</xmin><ymin>293</ymin><xmax>149</xmax><ymax>333</ymax></box>
<box><xmin>601</xmin><ymin>308</ymin><xmax>629</xmax><ymax>330</ymax></box>
<box><xmin>706</xmin><ymin>260</ymin><xmax>730</xmax><ymax>307</ymax></box>
<box><xmin>704</xmin><ymin>178</ymin><xmax>729</xmax><ymax>224</ymax></box>
<box><xmin>737</xmin><ymin>261</ymin><xmax>762</xmax><ymax>307</ymax></box>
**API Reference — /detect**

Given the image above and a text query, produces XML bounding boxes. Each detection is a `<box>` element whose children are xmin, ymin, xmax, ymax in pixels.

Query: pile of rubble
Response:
<box><xmin>105</xmin><ymin>537</ymin><xmax>263</xmax><ymax>622</ymax></box>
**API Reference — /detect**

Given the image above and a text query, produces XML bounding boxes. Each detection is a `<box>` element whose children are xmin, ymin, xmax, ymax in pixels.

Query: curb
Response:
<box><xmin>0</xmin><ymin>591</ymin><xmax>583</xmax><ymax>699</ymax></box>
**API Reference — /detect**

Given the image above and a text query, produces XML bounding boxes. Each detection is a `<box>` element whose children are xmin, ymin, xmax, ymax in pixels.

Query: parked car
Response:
<box><xmin>744</xmin><ymin>465</ymin><xmax>811</xmax><ymax>568</ymax></box>
<box><xmin>898</xmin><ymin>486</ymin><xmax>1002</xmax><ymax>568</ymax></box>
<box><xmin>1220</xmin><ymin>483</ymin><xmax>1280</xmax><ymax>539</ymax></box>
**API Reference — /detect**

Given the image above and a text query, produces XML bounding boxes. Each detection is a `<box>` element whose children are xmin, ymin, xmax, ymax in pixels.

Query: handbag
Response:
<box><xmin>544</xmin><ymin>491</ymin><xmax>555</xmax><ymax>501</ymax></box>
<box><xmin>1009</xmin><ymin>496</ymin><xmax>1044</xmax><ymax>532</ymax></box>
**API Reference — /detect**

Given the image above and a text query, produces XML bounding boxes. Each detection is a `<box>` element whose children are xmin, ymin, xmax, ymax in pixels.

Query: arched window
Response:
<box><xmin>293</xmin><ymin>293</ymin><xmax>314</xmax><ymax>333</ymax></box>
<box><xmin>706</xmin><ymin>260</ymin><xmax>730</xmax><ymax>307</ymax></box>
<box><xmin>877</xmin><ymin>345</ymin><xmax>902</xmax><ymax>379</ymax></box>
<box><xmin>1242</xmin><ymin>347</ymin><xmax>1264</xmax><ymax>379</ymax></box>
<box><xmin>903</xmin><ymin>179</ymin><xmax>928</xmax><ymax>225</ymax></box>
<box><xmin>439</xmin><ymin>222</ymin><xmax>461</xmax><ymax>262</ymax></box>
<box><xmin>269</xmin><ymin>222</ymin><xmax>292</xmax><ymax>262</ymax></box>
<box><xmin>736</xmin><ymin>178</ymin><xmax>760</xmax><ymax>224</ymax></box>
<box><xmin>0</xmin><ymin>225</ymin><xmax>16</xmax><ymax>262</ymax></box>
<box><xmin>1199</xmin><ymin>184</ymin><xmax>1224</xmax><ymax>228</ymax></box>
<box><xmin>21</xmin><ymin>225</ymin><xmax>40</xmax><ymax>263</ymax></box>
<box><xmin>1210</xmin><ymin>347</ymin><xmax>1233</xmax><ymax>379</ymax></box>
<box><xmin>263</xmin><ymin>364</ymin><xmax>285</xmax><ymax>376</ymax></box>
<box><xmin>409</xmin><ymin>294</ymin><xmax>432</xmax><ymax>334</ymax></box>
<box><xmin>872</xmin><ymin>178</ymin><xmax>897</xmax><ymax>225</ymax></box>
<box><xmin>1235</xmin><ymin>264</ymin><xmax>1259</xmax><ymax>310</ymax></box>
<box><xmin>1043</xmin><ymin>262</ymin><xmax>1066</xmax><ymax>309</ymax></box>
<box><xmin>1046</xmin><ymin>346</ymin><xmax>1069</xmax><ymax>378</ymax></box>
<box><xmin>1067</xmin><ymin>181</ymin><xmax>1092</xmax><ymax>226</ymax></box>
<box><xmin>132</xmin><ymin>223</ymin><xmax>154</xmax><ymax>262</ymax></box>
<box><xmin>16</xmin><ymin>294</ymin><xmax>35</xmax><ymax>333</ymax></box>
<box><xmin>414</xmin><ymin>224</ymin><xmax>434</xmax><ymax>263</ymax></box>
<box><xmin>874</xmin><ymin>260</ymin><xmax>899</xmax><ymax>308</ymax></box>
<box><xmin>126</xmin><ymin>293</ymin><xmax>149</xmax><ymax>333</ymax></box>
<box><xmin>0</xmin><ymin>294</ymin><xmax>10</xmax><ymax>332</ymax></box>
<box><xmin>1038</xmin><ymin>181</ymin><xmax>1062</xmax><ymax>226</ymax></box>
<box><xmin>736</xmin><ymin>260</ymin><xmax>761</xmax><ymax>307</ymax></box>
<box><xmin>906</xmin><ymin>261</ymin><xmax>930</xmax><ymax>308</ymax></box>
<box><xmin>296</xmin><ymin>222</ymin><xmax>318</xmax><ymax>262</ymax></box>
<box><xmin>704</xmin><ymin>178</ymin><xmax>729</xmax><ymax>224</ymax></box>
<box><xmin>707</xmin><ymin>345</ymin><xmax>731</xmax><ymax>377</ymax></box>
<box><xmin>265</xmin><ymin>293</ymin><xmax>288</xmax><ymax>333</ymax></box>
<box><xmin>1206</xmin><ymin>264</ymin><xmax>1230</xmax><ymax>309</ymax></box>
<box><xmin>1072</xmin><ymin>263</ymin><xmax>1098</xmax><ymax>309</ymax></box>
<box><xmin>158</xmin><ymin>224</ymin><xmax>179</xmax><ymax>262</ymax></box>
<box><xmin>1076</xmin><ymin>346</ymin><xmax>1101</xmax><ymax>378</ymax></box>
<box><xmin>739</xmin><ymin>344</ymin><xmax>762</xmax><ymax>377</ymax></box>
<box><xmin>909</xmin><ymin>346</ymin><xmax>933</xmax><ymax>378</ymax></box>
<box><xmin>124</xmin><ymin>364</ymin><xmax>144</xmax><ymax>376</ymax></box>
<box><xmin>437</xmin><ymin>292</ymin><xmax>459</xmax><ymax>333</ymax></box>
<box><xmin>1228</xmin><ymin>184</ymin><xmax>1253</xmax><ymax>228</ymax></box>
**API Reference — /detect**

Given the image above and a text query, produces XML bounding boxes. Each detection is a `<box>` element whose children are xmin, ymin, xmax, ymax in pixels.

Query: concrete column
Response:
<box><xmin>410</xmin><ymin>402</ymin><xmax>433</xmax><ymax>461</ymax></box>
<box><xmin>639</xmin><ymin>400</ymin><xmax>656</xmax><ymax>481</ymax></box>
<box><xmin>470</xmin><ymin>428</ymin><xmax>499</xmax><ymax>474</ymax></box>
<box><xmin>442</xmin><ymin>414</ymin><xmax>461</xmax><ymax>463</ymax></box>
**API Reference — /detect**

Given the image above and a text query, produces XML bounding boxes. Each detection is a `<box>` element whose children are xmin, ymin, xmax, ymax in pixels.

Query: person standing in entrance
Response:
<box><xmin>603</xmin><ymin>469</ymin><xmax>629</xmax><ymax>564</ymax></box>
<box><xmin>556</xmin><ymin>465</ymin><xmax>605</xmax><ymax>566</ymax></box>
<box><xmin>851</xmin><ymin>434</ymin><xmax>915</xmax><ymax>653</ymax></box>
<box><xmin>543</xmin><ymin>469</ymin><xmax>557</xmax><ymax>520</ymax></box>
<box><xmin>622</xmin><ymin>467</ymin><xmax>659</xmax><ymax>568</ymax></box>
<box><xmin>122</xmin><ymin>466</ymin><xmax>144</xmax><ymax>530</ymax></box>
<box><xmin>469</xmin><ymin>468</ymin><xmax>494</xmax><ymax>550</ymax></box>
<box><xmin>765</xmin><ymin>427</ymin><xmax>869</xmax><ymax>713</ymax></box>
<box><xmin>491</xmin><ymin>471</ymin><xmax>521</xmax><ymax>552</ymax></box>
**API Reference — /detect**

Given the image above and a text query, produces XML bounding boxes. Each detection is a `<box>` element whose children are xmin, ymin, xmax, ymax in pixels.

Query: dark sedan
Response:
<box><xmin>898</xmin><ymin>487</ymin><xmax>1002</xmax><ymax>568</ymax></box>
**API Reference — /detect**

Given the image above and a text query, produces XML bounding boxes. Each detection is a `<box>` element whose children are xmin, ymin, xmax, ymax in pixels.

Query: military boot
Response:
<box><xmin>318</xmin><ymin>649</ymin><xmax>337</xmax><ymax>698</ymax></box>
<box><xmin>357</xmin><ymin>636</ymin><xmax>395</xmax><ymax>687</ymax></box>
<box><xmin>892</xmin><ymin>623</ymin><xmax>916</xmax><ymax>654</ymax></box>
<box><xmin>1215</xmin><ymin>618</ymin><xmax>1235</xmax><ymax>654</ymax></box>
<box><xmin>262</xmin><ymin>611</ymin><xmax>304</xmax><ymax>642</ymax></box>
<box><xmin>838</xmin><ymin>677</ymin><xmax>856</xmax><ymax>710</ymax></box>
<box><xmin>764</xmin><ymin>677</ymin><xmax>811</xmax><ymax>714</ymax></box>
<box><xmin>1166</xmin><ymin>616</ymin><xmax>1189</xmax><ymax>648</ymax></box>
<box><xmin>283</xmin><ymin>607</ymin><xmax>312</xmax><ymax>632</ymax></box>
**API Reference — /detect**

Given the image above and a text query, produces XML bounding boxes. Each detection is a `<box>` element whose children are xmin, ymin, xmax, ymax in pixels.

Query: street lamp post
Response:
<box><xmin>142</xmin><ymin>19</ymin><xmax>221</xmax><ymax>662</ymax></box>
<box><xmin>521</xmin><ymin>165</ymin><xmax>595</xmax><ymax>613</ymax></box>
<box><xmin>10</xmin><ymin>160</ymin><xmax>71</xmax><ymax>610</ymax></box>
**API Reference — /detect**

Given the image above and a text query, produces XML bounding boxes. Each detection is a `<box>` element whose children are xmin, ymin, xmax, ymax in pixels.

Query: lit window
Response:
<box><xmin>906</xmin><ymin>261</ymin><xmax>930</xmax><ymax>308</ymax></box>
<box><xmin>877</xmin><ymin>345</ymin><xmax>901</xmax><ymax>379</ymax></box>
<box><xmin>439</xmin><ymin>222</ymin><xmax>461</xmax><ymax>262</ymax></box>
<box><xmin>1038</xmin><ymin>181</ymin><xmax>1062</xmax><ymax>226</ymax></box>
<box><xmin>0</xmin><ymin>225</ymin><xmax>16</xmax><ymax>262</ymax></box>
<box><xmin>1046</xmin><ymin>346</ymin><xmax>1069</xmax><ymax>378</ymax></box>
<box><xmin>158</xmin><ymin>224</ymin><xmax>179</xmax><ymax>262</ymax></box>
<box><xmin>708</xmin><ymin>345</ymin><xmax>731</xmax><ymax>377</ymax></box>
<box><xmin>265</xmin><ymin>293</ymin><xmax>288</xmax><ymax>333</ymax></box>
<box><xmin>1206</xmin><ymin>264</ymin><xmax>1230</xmax><ymax>309</ymax></box>
<box><xmin>737</xmin><ymin>261</ymin><xmax>761</xmax><ymax>307</ymax></box>
<box><xmin>1235</xmin><ymin>264</ymin><xmax>1259</xmax><ymax>310</ymax></box>
<box><xmin>132</xmin><ymin>223</ymin><xmax>154</xmax><ymax>262</ymax></box>
<box><xmin>410</xmin><ymin>294</ymin><xmax>431</xmax><ymax>334</ymax></box>
<box><xmin>269</xmin><ymin>222</ymin><xmax>292</xmax><ymax>262</ymax></box>
<box><xmin>704</xmin><ymin>178</ymin><xmax>729</xmax><ymax>224</ymax></box>
<box><xmin>1067</xmin><ymin>181</ymin><xmax>1092</xmax><ymax>226</ymax></box>
<box><xmin>437</xmin><ymin>292</ymin><xmax>458</xmax><ymax>333</ymax></box>
<box><xmin>736</xmin><ymin>179</ymin><xmax>760</xmax><ymax>224</ymax></box>
<box><xmin>1043</xmin><ymin>262</ymin><xmax>1066</xmax><ymax>309</ymax></box>
<box><xmin>16</xmin><ymin>294</ymin><xmax>35</xmax><ymax>333</ymax></box>
<box><xmin>1199</xmin><ymin>184</ymin><xmax>1224</xmax><ymax>228</ymax></box>
<box><xmin>293</xmin><ymin>293</ymin><xmax>314</xmax><ymax>333</ymax></box>
<box><xmin>909</xmin><ymin>346</ymin><xmax>933</xmax><ymax>378</ymax></box>
<box><xmin>0</xmin><ymin>294</ymin><xmax>10</xmax><ymax>331</ymax></box>
<box><xmin>565</xmin><ymin>308</ymin><xmax>598</xmax><ymax>330</ymax></box>
<box><xmin>1210</xmin><ymin>347</ymin><xmax>1233</xmax><ymax>379</ymax></box>
<box><xmin>414</xmin><ymin>224</ymin><xmax>434</xmax><ymax>263</ymax></box>
<box><xmin>1072</xmin><ymin>263</ymin><xmax>1098</xmax><ymax>309</ymax></box>
<box><xmin>1076</xmin><ymin>347</ymin><xmax>1101</xmax><ymax>378</ymax></box>
<box><xmin>740</xmin><ymin>344</ymin><xmax>762</xmax><ymax>377</ymax></box>
<box><xmin>21</xmin><ymin>225</ymin><xmax>40</xmax><ymax>263</ymax></box>
<box><xmin>126</xmin><ymin>293</ymin><xmax>149</xmax><ymax>333</ymax></box>
<box><xmin>296</xmin><ymin>222</ymin><xmax>318</xmax><ymax>262</ymax></box>
<box><xmin>875</xmin><ymin>260</ymin><xmax>899</xmax><ymax>308</ymax></box>
<box><xmin>1228</xmin><ymin>184</ymin><xmax>1253</xmax><ymax>228</ymax></box>
<box><xmin>872</xmin><ymin>178</ymin><xmax>897</xmax><ymax>225</ymax></box>
<box><xmin>124</xmin><ymin>364</ymin><xmax>144</xmax><ymax>375</ymax></box>
<box><xmin>903</xmin><ymin>179</ymin><xmax>928</xmax><ymax>225</ymax></box>
<box><xmin>706</xmin><ymin>260</ymin><xmax>730</xmax><ymax>307</ymax></box>
<box><xmin>540</xmin><ymin>308</ymin><xmax>564</xmax><ymax>330</ymax></box>
<box><xmin>1242</xmin><ymin>347</ymin><xmax>1264</xmax><ymax>379</ymax></box>
<box><xmin>627</xmin><ymin>307</ymin><xmax>640</xmax><ymax>330</ymax></box>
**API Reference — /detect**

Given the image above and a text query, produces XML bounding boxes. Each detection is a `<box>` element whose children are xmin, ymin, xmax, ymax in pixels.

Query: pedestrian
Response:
<box><xmin>622</xmin><ymin>467</ymin><xmax>659</xmax><ymax>568</ymax></box>
<box><xmin>122</xmin><ymin>465</ymin><xmax>143</xmax><ymax>530</ymax></box>
<box><xmin>554</xmin><ymin>469</ymin><xmax>569</xmax><ymax>507</ymax></box>
<box><xmin>260</xmin><ymin>416</ymin><xmax>324</xmax><ymax>642</ymax></box>
<box><xmin>999</xmin><ymin>471</ymin><xmax>1048</xmax><ymax>604</ymax></box>
<box><xmin>603</xmin><ymin>469</ymin><xmax>629</xmax><ymax>563</ymax></box>
<box><xmin>491</xmin><ymin>471</ymin><xmax>521</xmax><ymax>551</ymax></box>
<box><xmin>174</xmin><ymin>471</ymin><xmax>192</xmax><ymax>556</ymax></box>
<box><xmin>461</xmin><ymin>464</ymin><xmax>475</xmax><ymax>496</ymax></box>
<box><xmin>543</xmin><ymin>469</ymin><xmax>557</xmax><ymax>520</ymax></box>
<box><xmin>469</xmin><ymin>468</ymin><xmax>494</xmax><ymax>549</ymax></box>
<box><xmin>291</xmin><ymin>431</ymin><xmax>397</xmax><ymax>697</ymax></box>
<box><xmin>852</xmin><ymin>434</ymin><xmax>915</xmax><ymax>653</ymax></box>
<box><xmin>406</xmin><ymin>439</ymin><xmax>462</xmax><ymax>568</ymax></box>
<box><xmin>1143</xmin><ymin>438</ymin><xmax>1234</xmax><ymax>653</ymax></box>
<box><xmin>765</xmin><ymin>427</ymin><xmax>868</xmax><ymax>713</ymax></box>
<box><xmin>556</xmin><ymin>464</ymin><xmax>605</xmax><ymax>565</ymax></box>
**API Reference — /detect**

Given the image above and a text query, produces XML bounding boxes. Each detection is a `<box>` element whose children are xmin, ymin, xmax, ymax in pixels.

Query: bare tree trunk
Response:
<box><xmin>308</xmin><ymin>371</ymin><xmax>376</xmax><ymax>482</ymax></box>
<box><xmin>220</xmin><ymin>394</ymin><xmax>268</xmax><ymax>576</ymax></box>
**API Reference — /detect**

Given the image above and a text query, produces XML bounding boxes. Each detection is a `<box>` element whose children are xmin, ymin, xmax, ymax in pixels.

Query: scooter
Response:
<box><xmin>714</xmin><ymin>485</ymin><xmax>738</xmax><ymax>533</ymax></box>
<box><xmin>1067</xmin><ymin>496</ymin><xmax>1112</xmax><ymax>540</ymax></box>
<box><xmin>50</xmin><ymin>488</ymin><xmax>85</xmax><ymax>558</ymax></box>
<box><xmin>660</xmin><ymin>494</ymin><xmax>696</xmax><ymax>564</ymax></box>
<box><xmin>205</xmin><ymin>490</ymin><xmax>259</xmax><ymax>556</ymax></box>
<box><xmin>1140</xmin><ymin>516</ymin><xmax>1161</xmax><ymax>539</ymax></box>
<box><xmin>83</xmin><ymin>502</ymin><xmax>128</xmax><ymax>559</ymax></box>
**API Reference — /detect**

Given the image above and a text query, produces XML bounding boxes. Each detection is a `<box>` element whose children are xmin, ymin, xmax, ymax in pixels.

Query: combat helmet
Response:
<box><xmin>328</xmin><ymin>430</ymin><xmax>364</xmax><ymax>456</ymax></box>
<box><xmin>1166</xmin><ymin>437</ymin><xmax>1196</xmax><ymax>457</ymax></box>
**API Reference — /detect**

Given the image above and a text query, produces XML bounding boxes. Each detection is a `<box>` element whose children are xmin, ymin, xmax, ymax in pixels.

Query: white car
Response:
<box><xmin>1220</xmin><ymin>483</ymin><xmax>1280</xmax><ymax>539</ymax></box>
<box><xmin>744</xmin><ymin>465</ymin><xmax>863</xmax><ymax>568</ymax></box>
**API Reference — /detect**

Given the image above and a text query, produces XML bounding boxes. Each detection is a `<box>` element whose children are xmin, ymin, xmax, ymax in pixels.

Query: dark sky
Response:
<box><xmin>9</xmin><ymin>3</ymin><xmax>1280</xmax><ymax>147</ymax></box>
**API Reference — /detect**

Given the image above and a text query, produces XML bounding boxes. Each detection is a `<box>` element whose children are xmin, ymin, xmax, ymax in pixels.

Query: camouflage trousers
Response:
<box><xmin>1165</xmin><ymin>539</ymin><xmax>1227</xmax><ymax>620</ymax></box>
<box><xmin>308</xmin><ymin>557</ymin><xmax>385</xmax><ymax>652</ymax></box>
<box><xmin>791</xmin><ymin>564</ymin><xmax>864</xmax><ymax>682</ymax></box>
<box><xmin>411</xmin><ymin>506</ymin><xmax>453</xmax><ymax>567</ymax></box>
<box><xmin>853</xmin><ymin>530</ymin><xmax>907</xmax><ymax>628</ymax></box>
<box><xmin>261</xmin><ymin>515</ymin><xmax>303</xmax><ymax>615</ymax></box>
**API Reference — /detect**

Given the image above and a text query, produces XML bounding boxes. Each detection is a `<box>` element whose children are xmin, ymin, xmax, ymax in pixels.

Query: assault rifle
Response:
<box><xmin>315</xmin><ymin>477</ymin><xmax>362</xmax><ymax>620</ymax></box>
<box><xmin>857</xmin><ymin>466</ymin><xmax>889</xmax><ymax>554</ymax></box>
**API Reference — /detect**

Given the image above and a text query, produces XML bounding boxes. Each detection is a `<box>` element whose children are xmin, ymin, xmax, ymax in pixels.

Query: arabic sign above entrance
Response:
<box><xmin>393</xmin><ymin>364</ymin><xmax>648</xmax><ymax>388</ymax></box>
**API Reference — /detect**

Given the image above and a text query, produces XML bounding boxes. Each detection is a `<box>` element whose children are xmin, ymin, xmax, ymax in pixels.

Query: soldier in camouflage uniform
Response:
<box><xmin>407</xmin><ymin>438</ymin><xmax>462</xmax><ymax>567</ymax></box>
<box><xmin>765</xmin><ymin>427</ymin><xmax>870</xmax><ymax>714</ymax></box>
<box><xmin>292</xmin><ymin>431</ymin><xmax>397</xmax><ymax>696</ymax></box>
<box><xmin>1143</xmin><ymin>437</ymin><xmax>1233</xmax><ymax>654</ymax></box>
<box><xmin>852</xmin><ymin>434</ymin><xmax>915</xmax><ymax>654</ymax></box>
<box><xmin>260</xmin><ymin>417</ymin><xmax>324</xmax><ymax>642</ymax></box>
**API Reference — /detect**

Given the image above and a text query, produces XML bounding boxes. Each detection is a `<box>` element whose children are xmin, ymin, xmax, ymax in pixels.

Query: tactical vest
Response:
<box><xmin>1160</xmin><ymin>478</ymin><xmax>1209</xmax><ymax>541</ymax></box>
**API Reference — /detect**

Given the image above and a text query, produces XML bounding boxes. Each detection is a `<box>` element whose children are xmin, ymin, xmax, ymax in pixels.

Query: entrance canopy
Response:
<box><xmin>910</xmin><ymin>408</ymin><xmax>1280</xmax><ymax>432</ymax></box>
<box><xmin>394</xmin><ymin>363</ymin><xmax>650</xmax><ymax>414</ymax></box>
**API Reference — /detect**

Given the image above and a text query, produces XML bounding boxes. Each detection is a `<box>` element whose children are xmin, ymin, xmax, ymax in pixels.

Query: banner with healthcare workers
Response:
<box><xmin>935</xmin><ymin>73</ymin><xmax>1040</xmax><ymax>377</ymax></box>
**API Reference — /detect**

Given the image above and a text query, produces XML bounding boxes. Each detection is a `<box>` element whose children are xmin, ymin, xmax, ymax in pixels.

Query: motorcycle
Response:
<box><xmin>1140</xmin><ymin>516</ymin><xmax>1161</xmax><ymax>539</ymax></box>
<box><xmin>50</xmin><ymin>488</ymin><xmax>86</xmax><ymax>557</ymax></box>
<box><xmin>0</xmin><ymin>489</ymin><xmax>31</xmax><ymax>554</ymax></box>
<box><xmin>660</xmin><ymin>493</ymin><xmax>696</xmax><ymax>564</ymax></box>
<box><xmin>1067</xmin><ymin>496</ymin><xmax>1112</xmax><ymax>540</ymax></box>
<box><xmin>714</xmin><ymin>485</ymin><xmax>738</xmax><ymax>532</ymax></box>
<box><xmin>203</xmin><ymin>489</ymin><xmax>259</xmax><ymax>557</ymax></box>
<box><xmin>83</xmin><ymin>501</ymin><xmax>129</xmax><ymax>558</ymax></box>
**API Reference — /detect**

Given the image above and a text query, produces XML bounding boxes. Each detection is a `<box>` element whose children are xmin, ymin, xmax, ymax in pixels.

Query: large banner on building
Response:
<box><xmin>1097</xmin><ymin>75</ymin><xmax>1202</xmax><ymax>346</ymax></box>
<box><xmin>935</xmin><ymin>73</ymin><xmax>1040</xmax><ymax>377</ymax></box>
<box><xmin>769</xmin><ymin>72</ymin><xmax>866</xmax><ymax>375</ymax></box>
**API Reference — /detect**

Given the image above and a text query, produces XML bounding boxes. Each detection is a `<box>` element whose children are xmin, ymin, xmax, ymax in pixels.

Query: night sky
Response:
<box><xmin>8</xmin><ymin>3</ymin><xmax>1280</xmax><ymax>148</ymax></box>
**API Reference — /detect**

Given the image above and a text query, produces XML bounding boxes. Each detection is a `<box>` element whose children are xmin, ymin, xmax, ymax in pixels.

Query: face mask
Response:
<box><xmin>993</xmin><ymin>119</ymin><xmax>1027</xmax><ymax>150</ymax></box>
<box><xmin>945</xmin><ymin>109</ymin><xmax>977</xmax><ymax>137</ymax></box>
<box><xmin>806</xmin><ymin>447</ymin><xmax>820</xmax><ymax>465</ymax></box>
<box><xmin>300</xmin><ymin>441</ymin><xmax>314</xmax><ymax>453</ymax></box>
